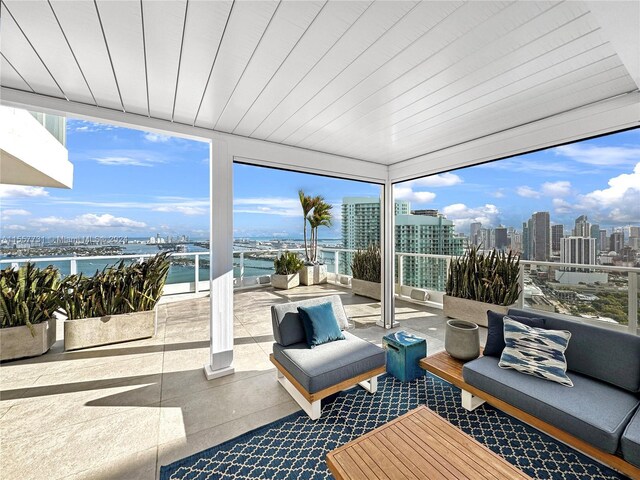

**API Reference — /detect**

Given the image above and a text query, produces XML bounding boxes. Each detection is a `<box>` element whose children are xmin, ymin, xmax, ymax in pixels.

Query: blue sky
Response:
<box><xmin>1</xmin><ymin>119</ymin><xmax>638</xmax><ymax>239</ymax></box>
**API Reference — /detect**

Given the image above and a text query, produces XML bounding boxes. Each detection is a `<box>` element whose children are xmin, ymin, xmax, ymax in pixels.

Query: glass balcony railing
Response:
<box><xmin>28</xmin><ymin>111</ymin><xmax>66</xmax><ymax>146</ymax></box>
<box><xmin>2</xmin><ymin>251</ymin><xmax>637</xmax><ymax>335</ymax></box>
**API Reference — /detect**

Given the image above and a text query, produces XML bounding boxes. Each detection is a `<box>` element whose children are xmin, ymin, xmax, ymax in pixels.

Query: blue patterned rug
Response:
<box><xmin>160</xmin><ymin>374</ymin><xmax>629</xmax><ymax>479</ymax></box>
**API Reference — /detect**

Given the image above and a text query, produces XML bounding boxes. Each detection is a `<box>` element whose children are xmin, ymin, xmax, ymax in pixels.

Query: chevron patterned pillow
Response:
<box><xmin>499</xmin><ymin>317</ymin><xmax>573</xmax><ymax>387</ymax></box>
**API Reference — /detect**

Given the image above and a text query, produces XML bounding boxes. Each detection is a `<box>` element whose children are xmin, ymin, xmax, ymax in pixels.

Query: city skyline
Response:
<box><xmin>0</xmin><ymin>118</ymin><xmax>639</xmax><ymax>238</ymax></box>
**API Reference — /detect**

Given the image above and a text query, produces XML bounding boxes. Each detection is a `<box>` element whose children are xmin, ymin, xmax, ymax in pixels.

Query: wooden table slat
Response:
<box><xmin>326</xmin><ymin>406</ymin><xmax>530</xmax><ymax>480</ymax></box>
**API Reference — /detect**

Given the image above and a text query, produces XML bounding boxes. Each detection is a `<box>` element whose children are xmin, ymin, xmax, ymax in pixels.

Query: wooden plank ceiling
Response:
<box><xmin>1</xmin><ymin>0</ymin><xmax>637</xmax><ymax>164</ymax></box>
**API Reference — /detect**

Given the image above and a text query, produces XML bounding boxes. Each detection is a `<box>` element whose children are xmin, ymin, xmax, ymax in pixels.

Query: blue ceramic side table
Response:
<box><xmin>382</xmin><ymin>331</ymin><xmax>427</xmax><ymax>382</ymax></box>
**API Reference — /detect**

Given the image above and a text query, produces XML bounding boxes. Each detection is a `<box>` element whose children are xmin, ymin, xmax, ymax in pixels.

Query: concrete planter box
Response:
<box><xmin>0</xmin><ymin>319</ymin><xmax>57</xmax><ymax>361</ymax></box>
<box><xmin>299</xmin><ymin>264</ymin><xmax>327</xmax><ymax>286</ymax></box>
<box><xmin>271</xmin><ymin>273</ymin><xmax>299</xmax><ymax>290</ymax></box>
<box><xmin>443</xmin><ymin>295</ymin><xmax>510</xmax><ymax>327</ymax></box>
<box><xmin>352</xmin><ymin>278</ymin><xmax>381</xmax><ymax>301</ymax></box>
<box><xmin>64</xmin><ymin>309</ymin><xmax>156</xmax><ymax>351</ymax></box>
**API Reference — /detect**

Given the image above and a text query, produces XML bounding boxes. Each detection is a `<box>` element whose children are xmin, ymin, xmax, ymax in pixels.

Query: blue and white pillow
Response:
<box><xmin>499</xmin><ymin>318</ymin><xmax>573</xmax><ymax>387</ymax></box>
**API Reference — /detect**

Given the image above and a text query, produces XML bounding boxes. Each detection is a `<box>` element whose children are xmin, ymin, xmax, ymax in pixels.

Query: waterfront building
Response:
<box><xmin>395</xmin><ymin>214</ymin><xmax>463</xmax><ymax>291</ymax></box>
<box><xmin>610</xmin><ymin>231</ymin><xmax>624</xmax><ymax>254</ymax></box>
<box><xmin>560</xmin><ymin>236</ymin><xmax>596</xmax><ymax>265</ymax></box>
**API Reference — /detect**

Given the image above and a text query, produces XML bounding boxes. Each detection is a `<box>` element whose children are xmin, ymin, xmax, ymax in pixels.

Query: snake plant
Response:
<box><xmin>0</xmin><ymin>263</ymin><xmax>62</xmax><ymax>336</ymax></box>
<box><xmin>446</xmin><ymin>245</ymin><xmax>521</xmax><ymax>306</ymax></box>
<box><xmin>61</xmin><ymin>253</ymin><xmax>170</xmax><ymax>320</ymax></box>
<box><xmin>351</xmin><ymin>244</ymin><xmax>381</xmax><ymax>283</ymax></box>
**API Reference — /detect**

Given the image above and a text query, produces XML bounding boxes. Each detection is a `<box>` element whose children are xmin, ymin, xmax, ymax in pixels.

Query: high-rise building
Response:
<box><xmin>573</xmin><ymin>215</ymin><xmax>590</xmax><ymax>237</ymax></box>
<box><xmin>341</xmin><ymin>197</ymin><xmax>463</xmax><ymax>289</ymax></box>
<box><xmin>599</xmin><ymin>229</ymin><xmax>608</xmax><ymax>252</ymax></box>
<box><xmin>560</xmin><ymin>237</ymin><xmax>596</xmax><ymax>265</ymax></box>
<box><xmin>522</xmin><ymin>222</ymin><xmax>530</xmax><ymax>260</ymax></box>
<box><xmin>480</xmin><ymin>228</ymin><xmax>493</xmax><ymax>250</ymax></box>
<box><xmin>610</xmin><ymin>231</ymin><xmax>624</xmax><ymax>254</ymax></box>
<box><xmin>470</xmin><ymin>222</ymin><xmax>481</xmax><ymax>246</ymax></box>
<box><xmin>589</xmin><ymin>224</ymin><xmax>600</xmax><ymax>254</ymax></box>
<box><xmin>494</xmin><ymin>226</ymin><xmax>508</xmax><ymax>251</ymax></box>
<box><xmin>630</xmin><ymin>226</ymin><xmax>640</xmax><ymax>239</ymax></box>
<box><xmin>396</xmin><ymin>214</ymin><xmax>463</xmax><ymax>291</ymax></box>
<box><xmin>528</xmin><ymin>212</ymin><xmax>550</xmax><ymax>261</ymax></box>
<box><xmin>551</xmin><ymin>224</ymin><xmax>564</xmax><ymax>253</ymax></box>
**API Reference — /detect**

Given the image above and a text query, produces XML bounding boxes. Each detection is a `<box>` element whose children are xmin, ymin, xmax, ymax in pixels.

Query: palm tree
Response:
<box><xmin>298</xmin><ymin>190</ymin><xmax>315</xmax><ymax>263</ymax></box>
<box><xmin>308</xmin><ymin>200</ymin><xmax>332</xmax><ymax>263</ymax></box>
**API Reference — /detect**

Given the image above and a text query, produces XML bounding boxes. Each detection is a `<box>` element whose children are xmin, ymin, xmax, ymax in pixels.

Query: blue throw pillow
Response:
<box><xmin>297</xmin><ymin>302</ymin><xmax>345</xmax><ymax>348</ymax></box>
<box><xmin>499</xmin><ymin>318</ymin><xmax>573</xmax><ymax>387</ymax></box>
<box><xmin>484</xmin><ymin>311</ymin><xmax>545</xmax><ymax>358</ymax></box>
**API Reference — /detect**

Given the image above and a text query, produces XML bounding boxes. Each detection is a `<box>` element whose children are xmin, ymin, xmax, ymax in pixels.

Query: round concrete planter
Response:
<box><xmin>0</xmin><ymin>319</ymin><xmax>57</xmax><ymax>362</ymax></box>
<box><xmin>445</xmin><ymin>319</ymin><xmax>480</xmax><ymax>361</ymax></box>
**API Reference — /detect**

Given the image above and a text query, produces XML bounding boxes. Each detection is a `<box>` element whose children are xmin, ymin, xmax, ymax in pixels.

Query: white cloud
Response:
<box><xmin>541</xmin><ymin>180</ymin><xmax>571</xmax><ymax>197</ymax></box>
<box><xmin>144</xmin><ymin>132</ymin><xmax>171</xmax><ymax>143</ymax></box>
<box><xmin>2</xmin><ymin>209</ymin><xmax>31</xmax><ymax>216</ymax></box>
<box><xmin>33</xmin><ymin>213</ymin><xmax>147</xmax><ymax>230</ymax></box>
<box><xmin>393</xmin><ymin>186</ymin><xmax>436</xmax><ymax>204</ymax></box>
<box><xmin>409</xmin><ymin>172</ymin><xmax>463</xmax><ymax>188</ymax></box>
<box><xmin>551</xmin><ymin>162</ymin><xmax>640</xmax><ymax>224</ymax></box>
<box><xmin>3</xmin><ymin>224</ymin><xmax>26</xmax><ymax>231</ymax></box>
<box><xmin>554</xmin><ymin>144</ymin><xmax>640</xmax><ymax>166</ymax></box>
<box><xmin>516</xmin><ymin>186</ymin><xmax>541</xmax><ymax>198</ymax></box>
<box><xmin>153</xmin><ymin>206</ymin><xmax>207</xmax><ymax>216</ymax></box>
<box><xmin>68</xmin><ymin>119</ymin><xmax>118</xmax><ymax>133</ymax></box>
<box><xmin>234</xmin><ymin>197</ymin><xmax>301</xmax><ymax>217</ymax></box>
<box><xmin>0</xmin><ymin>185</ymin><xmax>49</xmax><ymax>198</ymax></box>
<box><xmin>441</xmin><ymin>203</ymin><xmax>500</xmax><ymax>231</ymax></box>
<box><xmin>93</xmin><ymin>156</ymin><xmax>157</xmax><ymax>167</ymax></box>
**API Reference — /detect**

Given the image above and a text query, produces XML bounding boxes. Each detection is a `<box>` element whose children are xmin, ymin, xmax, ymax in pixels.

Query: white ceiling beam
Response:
<box><xmin>586</xmin><ymin>0</ymin><xmax>640</xmax><ymax>89</ymax></box>
<box><xmin>0</xmin><ymin>87</ymin><xmax>388</xmax><ymax>184</ymax></box>
<box><xmin>388</xmin><ymin>92</ymin><xmax>640</xmax><ymax>183</ymax></box>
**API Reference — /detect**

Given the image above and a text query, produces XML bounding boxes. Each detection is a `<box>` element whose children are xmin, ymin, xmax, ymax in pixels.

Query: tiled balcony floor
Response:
<box><xmin>0</xmin><ymin>284</ymin><xmax>485</xmax><ymax>479</ymax></box>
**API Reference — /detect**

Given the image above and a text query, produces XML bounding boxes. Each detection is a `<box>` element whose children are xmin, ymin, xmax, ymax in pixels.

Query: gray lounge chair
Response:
<box><xmin>270</xmin><ymin>295</ymin><xmax>386</xmax><ymax>420</ymax></box>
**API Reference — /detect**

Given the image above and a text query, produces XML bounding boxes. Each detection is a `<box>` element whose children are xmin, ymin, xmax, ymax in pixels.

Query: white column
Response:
<box><xmin>379</xmin><ymin>181</ymin><xmax>396</xmax><ymax>329</ymax></box>
<box><xmin>204</xmin><ymin>139</ymin><xmax>235</xmax><ymax>380</ymax></box>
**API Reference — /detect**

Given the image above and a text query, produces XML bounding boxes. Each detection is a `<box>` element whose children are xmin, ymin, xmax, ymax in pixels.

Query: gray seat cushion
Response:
<box><xmin>508</xmin><ymin>308</ymin><xmax>640</xmax><ymax>393</ymax></box>
<box><xmin>272</xmin><ymin>331</ymin><xmax>385</xmax><ymax>394</ymax></box>
<box><xmin>463</xmin><ymin>356</ymin><xmax>640</xmax><ymax>453</ymax></box>
<box><xmin>622</xmin><ymin>408</ymin><xmax>640</xmax><ymax>467</ymax></box>
<box><xmin>271</xmin><ymin>295</ymin><xmax>349</xmax><ymax>347</ymax></box>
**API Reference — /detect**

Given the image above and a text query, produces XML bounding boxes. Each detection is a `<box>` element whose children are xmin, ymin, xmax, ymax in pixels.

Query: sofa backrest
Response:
<box><xmin>271</xmin><ymin>295</ymin><xmax>349</xmax><ymax>347</ymax></box>
<box><xmin>508</xmin><ymin>308</ymin><xmax>640</xmax><ymax>393</ymax></box>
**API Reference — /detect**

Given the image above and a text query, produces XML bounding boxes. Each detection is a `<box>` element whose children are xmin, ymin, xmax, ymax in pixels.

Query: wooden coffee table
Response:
<box><xmin>326</xmin><ymin>405</ymin><xmax>530</xmax><ymax>479</ymax></box>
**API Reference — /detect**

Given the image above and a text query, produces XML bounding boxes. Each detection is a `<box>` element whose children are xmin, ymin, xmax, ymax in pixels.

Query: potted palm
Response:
<box><xmin>298</xmin><ymin>190</ymin><xmax>332</xmax><ymax>285</ymax></box>
<box><xmin>0</xmin><ymin>263</ymin><xmax>61</xmax><ymax>361</ymax></box>
<box><xmin>61</xmin><ymin>253</ymin><xmax>170</xmax><ymax>351</ymax></box>
<box><xmin>351</xmin><ymin>244</ymin><xmax>381</xmax><ymax>301</ymax></box>
<box><xmin>271</xmin><ymin>251</ymin><xmax>304</xmax><ymax>290</ymax></box>
<box><xmin>444</xmin><ymin>246</ymin><xmax>521</xmax><ymax>327</ymax></box>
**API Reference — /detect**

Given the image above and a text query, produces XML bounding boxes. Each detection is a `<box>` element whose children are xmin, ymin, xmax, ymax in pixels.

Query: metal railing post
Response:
<box><xmin>628</xmin><ymin>272</ymin><xmax>638</xmax><ymax>335</ymax></box>
<box><xmin>334</xmin><ymin>250</ymin><xmax>339</xmax><ymax>280</ymax></box>
<box><xmin>11</xmin><ymin>262</ymin><xmax>18</xmax><ymax>270</ymax></box>
<box><xmin>70</xmin><ymin>258</ymin><xmax>77</xmax><ymax>275</ymax></box>
<box><xmin>517</xmin><ymin>262</ymin><xmax>525</xmax><ymax>309</ymax></box>
<box><xmin>239</xmin><ymin>252</ymin><xmax>245</xmax><ymax>286</ymax></box>
<box><xmin>398</xmin><ymin>254</ymin><xmax>404</xmax><ymax>292</ymax></box>
<box><xmin>194</xmin><ymin>254</ymin><xmax>200</xmax><ymax>293</ymax></box>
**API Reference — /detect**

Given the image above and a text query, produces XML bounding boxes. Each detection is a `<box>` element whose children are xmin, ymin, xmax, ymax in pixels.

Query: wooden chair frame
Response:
<box><xmin>270</xmin><ymin>354</ymin><xmax>385</xmax><ymax>420</ymax></box>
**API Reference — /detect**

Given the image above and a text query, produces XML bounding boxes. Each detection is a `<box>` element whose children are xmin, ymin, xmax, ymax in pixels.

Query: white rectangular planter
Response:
<box><xmin>299</xmin><ymin>265</ymin><xmax>328</xmax><ymax>286</ymax></box>
<box><xmin>271</xmin><ymin>273</ymin><xmax>299</xmax><ymax>290</ymax></box>
<box><xmin>352</xmin><ymin>278</ymin><xmax>381</xmax><ymax>301</ymax></box>
<box><xmin>0</xmin><ymin>319</ymin><xmax>57</xmax><ymax>361</ymax></box>
<box><xmin>64</xmin><ymin>309</ymin><xmax>156</xmax><ymax>351</ymax></box>
<box><xmin>443</xmin><ymin>295</ymin><xmax>511</xmax><ymax>327</ymax></box>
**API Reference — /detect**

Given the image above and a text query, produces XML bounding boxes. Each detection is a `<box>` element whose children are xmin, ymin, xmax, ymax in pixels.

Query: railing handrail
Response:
<box><xmin>2</xmin><ymin>248</ymin><xmax>638</xmax><ymax>274</ymax></box>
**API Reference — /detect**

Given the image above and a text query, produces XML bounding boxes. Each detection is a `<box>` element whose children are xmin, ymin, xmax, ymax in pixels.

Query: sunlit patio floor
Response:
<box><xmin>0</xmin><ymin>283</ymin><xmax>485</xmax><ymax>479</ymax></box>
